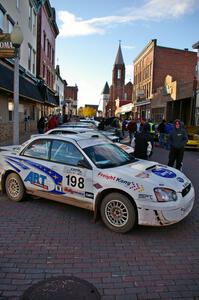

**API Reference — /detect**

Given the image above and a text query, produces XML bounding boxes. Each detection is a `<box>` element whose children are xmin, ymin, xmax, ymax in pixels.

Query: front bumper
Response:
<box><xmin>137</xmin><ymin>186</ymin><xmax>195</xmax><ymax>226</ymax></box>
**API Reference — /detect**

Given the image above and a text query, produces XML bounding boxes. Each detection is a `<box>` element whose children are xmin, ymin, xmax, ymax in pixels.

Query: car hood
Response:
<box><xmin>101</xmin><ymin>160</ymin><xmax>191</xmax><ymax>191</ymax></box>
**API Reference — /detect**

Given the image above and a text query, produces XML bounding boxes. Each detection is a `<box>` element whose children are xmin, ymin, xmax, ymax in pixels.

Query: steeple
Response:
<box><xmin>102</xmin><ymin>82</ymin><xmax>110</xmax><ymax>95</ymax></box>
<box><xmin>114</xmin><ymin>41</ymin><xmax>124</xmax><ymax>65</ymax></box>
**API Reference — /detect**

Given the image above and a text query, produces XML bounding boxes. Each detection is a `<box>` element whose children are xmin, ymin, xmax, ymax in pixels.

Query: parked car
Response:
<box><xmin>0</xmin><ymin>135</ymin><xmax>194</xmax><ymax>233</ymax></box>
<box><xmin>185</xmin><ymin>126</ymin><xmax>199</xmax><ymax>150</ymax></box>
<box><xmin>0</xmin><ymin>135</ymin><xmax>195</xmax><ymax>233</ymax></box>
<box><xmin>30</xmin><ymin>127</ymin><xmax>133</xmax><ymax>154</ymax></box>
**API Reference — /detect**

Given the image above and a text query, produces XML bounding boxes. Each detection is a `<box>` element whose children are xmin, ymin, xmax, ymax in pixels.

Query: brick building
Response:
<box><xmin>63</xmin><ymin>84</ymin><xmax>78</xmax><ymax>117</ymax></box>
<box><xmin>133</xmin><ymin>39</ymin><xmax>197</xmax><ymax>124</ymax></box>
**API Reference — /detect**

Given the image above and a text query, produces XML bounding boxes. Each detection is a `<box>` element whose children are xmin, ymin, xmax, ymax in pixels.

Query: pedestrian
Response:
<box><xmin>48</xmin><ymin>115</ymin><xmax>57</xmax><ymax>130</ymax></box>
<box><xmin>168</xmin><ymin>119</ymin><xmax>188</xmax><ymax>170</ymax></box>
<box><xmin>164</xmin><ymin>121</ymin><xmax>174</xmax><ymax>150</ymax></box>
<box><xmin>37</xmin><ymin>116</ymin><xmax>46</xmax><ymax>134</ymax></box>
<box><xmin>131</xmin><ymin>124</ymin><xmax>153</xmax><ymax>160</ymax></box>
<box><xmin>127</xmin><ymin>117</ymin><xmax>137</xmax><ymax>142</ymax></box>
<box><xmin>157</xmin><ymin>119</ymin><xmax>166</xmax><ymax>148</ymax></box>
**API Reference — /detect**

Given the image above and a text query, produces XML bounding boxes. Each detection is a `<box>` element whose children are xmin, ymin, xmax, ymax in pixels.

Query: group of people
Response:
<box><xmin>130</xmin><ymin>118</ymin><xmax>188</xmax><ymax>171</ymax></box>
<box><xmin>106</xmin><ymin>116</ymin><xmax>188</xmax><ymax>171</ymax></box>
<box><xmin>37</xmin><ymin>114</ymin><xmax>62</xmax><ymax>134</ymax></box>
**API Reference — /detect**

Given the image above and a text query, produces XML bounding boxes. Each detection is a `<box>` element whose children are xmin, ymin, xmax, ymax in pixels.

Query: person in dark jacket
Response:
<box><xmin>157</xmin><ymin>119</ymin><xmax>166</xmax><ymax>148</ymax></box>
<box><xmin>131</xmin><ymin>124</ymin><xmax>153</xmax><ymax>159</ymax></box>
<box><xmin>168</xmin><ymin>119</ymin><xmax>188</xmax><ymax>170</ymax></box>
<box><xmin>37</xmin><ymin>116</ymin><xmax>46</xmax><ymax>134</ymax></box>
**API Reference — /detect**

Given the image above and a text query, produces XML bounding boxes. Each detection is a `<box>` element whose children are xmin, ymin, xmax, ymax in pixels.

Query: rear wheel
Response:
<box><xmin>100</xmin><ymin>192</ymin><xmax>136</xmax><ymax>233</ymax></box>
<box><xmin>5</xmin><ymin>173</ymin><xmax>25</xmax><ymax>202</ymax></box>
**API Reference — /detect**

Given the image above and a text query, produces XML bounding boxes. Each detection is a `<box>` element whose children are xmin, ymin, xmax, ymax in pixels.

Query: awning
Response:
<box><xmin>0</xmin><ymin>61</ymin><xmax>44</xmax><ymax>102</ymax></box>
<box><xmin>0</xmin><ymin>61</ymin><xmax>59</xmax><ymax>106</ymax></box>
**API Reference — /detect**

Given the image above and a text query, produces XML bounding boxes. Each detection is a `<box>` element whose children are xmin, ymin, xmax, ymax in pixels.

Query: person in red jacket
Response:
<box><xmin>127</xmin><ymin>117</ymin><xmax>137</xmax><ymax>142</ymax></box>
<box><xmin>48</xmin><ymin>115</ymin><xmax>57</xmax><ymax>130</ymax></box>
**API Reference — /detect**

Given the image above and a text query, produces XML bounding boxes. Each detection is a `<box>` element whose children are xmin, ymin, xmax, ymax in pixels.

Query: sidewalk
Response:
<box><xmin>0</xmin><ymin>131</ymin><xmax>37</xmax><ymax>146</ymax></box>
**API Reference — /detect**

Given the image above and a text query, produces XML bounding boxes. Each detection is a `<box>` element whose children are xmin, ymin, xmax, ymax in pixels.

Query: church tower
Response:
<box><xmin>106</xmin><ymin>42</ymin><xmax>126</xmax><ymax>116</ymax></box>
<box><xmin>101</xmin><ymin>82</ymin><xmax>110</xmax><ymax>117</ymax></box>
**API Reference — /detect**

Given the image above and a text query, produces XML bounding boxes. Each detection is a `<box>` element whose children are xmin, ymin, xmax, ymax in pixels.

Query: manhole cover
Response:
<box><xmin>21</xmin><ymin>276</ymin><xmax>101</xmax><ymax>300</ymax></box>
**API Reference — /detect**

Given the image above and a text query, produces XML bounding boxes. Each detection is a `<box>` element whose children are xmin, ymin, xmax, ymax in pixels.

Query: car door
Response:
<box><xmin>47</xmin><ymin>139</ymin><xmax>94</xmax><ymax>211</ymax></box>
<box><xmin>19</xmin><ymin>138</ymin><xmax>94</xmax><ymax>211</ymax></box>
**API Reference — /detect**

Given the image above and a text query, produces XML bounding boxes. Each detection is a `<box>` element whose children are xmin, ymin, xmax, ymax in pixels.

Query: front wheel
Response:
<box><xmin>100</xmin><ymin>193</ymin><xmax>136</xmax><ymax>233</ymax></box>
<box><xmin>5</xmin><ymin>173</ymin><xmax>25</xmax><ymax>202</ymax></box>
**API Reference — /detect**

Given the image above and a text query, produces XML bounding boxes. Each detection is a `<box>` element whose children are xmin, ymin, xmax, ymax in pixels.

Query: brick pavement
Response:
<box><xmin>0</xmin><ymin>147</ymin><xmax>199</xmax><ymax>299</ymax></box>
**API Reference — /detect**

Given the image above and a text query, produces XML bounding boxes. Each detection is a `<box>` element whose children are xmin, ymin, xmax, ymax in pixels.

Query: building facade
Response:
<box><xmin>0</xmin><ymin>0</ymin><xmax>59</xmax><ymax>144</ymax></box>
<box><xmin>192</xmin><ymin>41</ymin><xmax>199</xmax><ymax>126</ymax></box>
<box><xmin>63</xmin><ymin>84</ymin><xmax>78</xmax><ymax>118</ymax></box>
<box><xmin>133</xmin><ymin>39</ymin><xmax>197</xmax><ymax>123</ymax></box>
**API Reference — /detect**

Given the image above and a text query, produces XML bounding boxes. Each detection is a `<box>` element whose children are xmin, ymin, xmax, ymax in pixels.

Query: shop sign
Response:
<box><xmin>0</xmin><ymin>33</ymin><xmax>15</xmax><ymax>58</ymax></box>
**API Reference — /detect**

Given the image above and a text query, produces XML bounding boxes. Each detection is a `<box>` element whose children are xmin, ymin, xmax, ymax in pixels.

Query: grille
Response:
<box><xmin>182</xmin><ymin>183</ymin><xmax>191</xmax><ymax>197</ymax></box>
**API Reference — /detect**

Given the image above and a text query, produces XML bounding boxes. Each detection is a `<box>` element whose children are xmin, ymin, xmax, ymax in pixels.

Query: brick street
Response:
<box><xmin>0</xmin><ymin>147</ymin><xmax>199</xmax><ymax>299</ymax></box>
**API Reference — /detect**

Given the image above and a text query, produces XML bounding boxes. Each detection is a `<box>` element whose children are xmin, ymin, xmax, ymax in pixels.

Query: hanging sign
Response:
<box><xmin>0</xmin><ymin>33</ymin><xmax>15</xmax><ymax>58</ymax></box>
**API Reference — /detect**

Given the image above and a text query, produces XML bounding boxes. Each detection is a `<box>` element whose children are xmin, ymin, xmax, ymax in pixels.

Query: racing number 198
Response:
<box><xmin>66</xmin><ymin>175</ymin><xmax>84</xmax><ymax>189</ymax></box>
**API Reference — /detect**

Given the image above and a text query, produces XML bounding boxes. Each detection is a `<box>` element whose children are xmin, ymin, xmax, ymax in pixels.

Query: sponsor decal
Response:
<box><xmin>129</xmin><ymin>182</ymin><xmax>144</xmax><ymax>192</ymax></box>
<box><xmin>98</xmin><ymin>172</ymin><xmax>116</xmax><ymax>181</ymax></box>
<box><xmin>25</xmin><ymin>171</ymin><xmax>48</xmax><ymax>190</ymax></box>
<box><xmin>116</xmin><ymin>177</ymin><xmax>131</xmax><ymax>186</ymax></box>
<box><xmin>177</xmin><ymin>177</ymin><xmax>184</xmax><ymax>183</ymax></box>
<box><xmin>183</xmin><ymin>182</ymin><xmax>190</xmax><ymax>188</ymax></box>
<box><xmin>138</xmin><ymin>194</ymin><xmax>153</xmax><ymax>200</ymax></box>
<box><xmin>65</xmin><ymin>167</ymin><xmax>83</xmax><ymax>175</ymax></box>
<box><xmin>94</xmin><ymin>183</ymin><xmax>103</xmax><ymax>189</ymax></box>
<box><xmin>85</xmin><ymin>192</ymin><xmax>94</xmax><ymax>199</ymax></box>
<box><xmin>98</xmin><ymin>171</ymin><xmax>144</xmax><ymax>191</ymax></box>
<box><xmin>6</xmin><ymin>156</ymin><xmax>30</xmax><ymax>170</ymax></box>
<box><xmin>135</xmin><ymin>172</ymin><xmax>150</xmax><ymax>178</ymax></box>
<box><xmin>64</xmin><ymin>186</ymin><xmax>84</xmax><ymax>196</ymax></box>
<box><xmin>152</xmin><ymin>167</ymin><xmax>176</xmax><ymax>178</ymax></box>
<box><xmin>5</xmin><ymin>160</ymin><xmax>21</xmax><ymax>173</ymax></box>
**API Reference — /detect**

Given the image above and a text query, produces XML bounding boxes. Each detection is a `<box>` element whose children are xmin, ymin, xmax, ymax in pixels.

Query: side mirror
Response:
<box><xmin>77</xmin><ymin>159</ymin><xmax>92</xmax><ymax>169</ymax></box>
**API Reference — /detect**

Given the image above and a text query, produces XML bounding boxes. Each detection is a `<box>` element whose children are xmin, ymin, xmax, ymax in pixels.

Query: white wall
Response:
<box><xmin>0</xmin><ymin>0</ymin><xmax>37</xmax><ymax>75</ymax></box>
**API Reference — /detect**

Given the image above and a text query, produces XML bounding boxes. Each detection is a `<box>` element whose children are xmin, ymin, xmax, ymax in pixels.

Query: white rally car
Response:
<box><xmin>0</xmin><ymin>135</ymin><xmax>195</xmax><ymax>233</ymax></box>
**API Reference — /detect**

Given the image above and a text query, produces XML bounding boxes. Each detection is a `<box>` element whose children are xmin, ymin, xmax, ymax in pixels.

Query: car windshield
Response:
<box><xmin>83</xmin><ymin>143</ymin><xmax>135</xmax><ymax>168</ymax></box>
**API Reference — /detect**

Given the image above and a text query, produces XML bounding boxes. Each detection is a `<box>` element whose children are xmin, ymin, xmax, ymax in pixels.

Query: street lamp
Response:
<box><xmin>10</xmin><ymin>23</ymin><xmax>23</xmax><ymax>145</ymax></box>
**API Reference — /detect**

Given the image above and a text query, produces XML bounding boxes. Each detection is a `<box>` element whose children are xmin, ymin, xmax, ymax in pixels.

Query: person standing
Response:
<box><xmin>37</xmin><ymin>116</ymin><xmax>46</xmax><ymax>134</ymax></box>
<box><xmin>168</xmin><ymin>119</ymin><xmax>188</xmax><ymax>170</ymax></box>
<box><xmin>157</xmin><ymin>119</ymin><xmax>166</xmax><ymax>148</ymax></box>
<box><xmin>127</xmin><ymin>117</ymin><xmax>137</xmax><ymax>142</ymax></box>
<box><xmin>131</xmin><ymin>124</ymin><xmax>153</xmax><ymax>160</ymax></box>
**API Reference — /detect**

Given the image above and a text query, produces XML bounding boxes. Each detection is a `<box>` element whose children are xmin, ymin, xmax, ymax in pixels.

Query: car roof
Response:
<box><xmin>27</xmin><ymin>134</ymin><xmax>109</xmax><ymax>149</ymax></box>
<box><xmin>50</xmin><ymin>127</ymin><xmax>94</xmax><ymax>133</ymax></box>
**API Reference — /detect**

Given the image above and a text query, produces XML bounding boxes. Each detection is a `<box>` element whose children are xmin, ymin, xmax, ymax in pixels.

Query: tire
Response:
<box><xmin>5</xmin><ymin>173</ymin><xmax>25</xmax><ymax>202</ymax></box>
<box><xmin>100</xmin><ymin>192</ymin><xmax>136</xmax><ymax>233</ymax></box>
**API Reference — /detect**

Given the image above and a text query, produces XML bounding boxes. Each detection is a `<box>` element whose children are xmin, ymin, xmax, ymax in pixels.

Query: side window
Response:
<box><xmin>50</xmin><ymin>140</ymin><xmax>84</xmax><ymax>166</ymax></box>
<box><xmin>23</xmin><ymin>140</ymin><xmax>50</xmax><ymax>159</ymax></box>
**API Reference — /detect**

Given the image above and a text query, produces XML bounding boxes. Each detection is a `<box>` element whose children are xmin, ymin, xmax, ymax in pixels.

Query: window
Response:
<box><xmin>117</xmin><ymin>69</ymin><xmax>121</xmax><ymax>79</ymax></box>
<box><xmin>28</xmin><ymin>44</ymin><xmax>32</xmax><ymax>71</ymax></box>
<box><xmin>29</xmin><ymin>1</ymin><xmax>32</xmax><ymax>30</ymax></box>
<box><xmin>50</xmin><ymin>140</ymin><xmax>84</xmax><ymax>165</ymax></box>
<box><xmin>32</xmin><ymin>49</ymin><xmax>36</xmax><ymax>74</ymax></box>
<box><xmin>0</xmin><ymin>7</ymin><xmax>5</xmax><ymax>31</ymax></box>
<box><xmin>52</xmin><ymin>48</ymin><xmax>54</xmax><ymax>65</ymax></box>
<box><xmin>33</xmin><ymin>10</ymin><xmax>36</xmax><ymax>34</ymax></box>
<box><xmin>16</xmin><ymin>0</ymin><xmax>20</xmax><ymax>9</ymax></box>
<box><xmin>43</xmin><ymin>31</ymin><xmax>46</xmax><ymax>52</ymax></box>
<box><xmin>23</xmin><ymin>139</ymin><xmax>50</xmax><ymax>160</ymax></box>
<box><xmin>7</xmin><ymin>15</ymin><xmax>14</xmax><ymax>33</ymax></box>
<box><xmin>42</xmin><ymin>63</ymin><xmax>46</xmax><ymax>79</ymax></box>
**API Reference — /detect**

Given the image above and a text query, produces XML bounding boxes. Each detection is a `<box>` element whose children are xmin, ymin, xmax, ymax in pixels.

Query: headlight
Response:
<box><xmin>154</xmin><ymin>188</ymin><xmax>178</xmax><ymax>202</ymax></box>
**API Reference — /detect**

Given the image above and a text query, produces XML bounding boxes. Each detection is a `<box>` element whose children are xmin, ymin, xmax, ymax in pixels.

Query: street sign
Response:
<box><xmin>0</xmin><ymin>33</ymin><xmax>15</xmax><ymax>58</ymax></box>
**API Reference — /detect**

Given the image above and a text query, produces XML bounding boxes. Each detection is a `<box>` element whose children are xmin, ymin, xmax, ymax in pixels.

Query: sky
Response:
<box><xmin>50</xmin><ymin>0</ymin><xmax>199</xmax><ymax>109</ymax></box>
